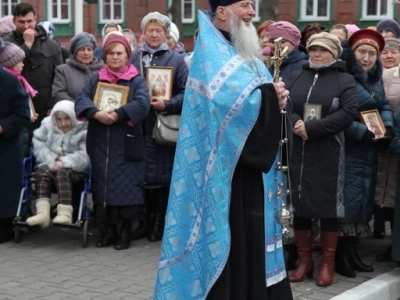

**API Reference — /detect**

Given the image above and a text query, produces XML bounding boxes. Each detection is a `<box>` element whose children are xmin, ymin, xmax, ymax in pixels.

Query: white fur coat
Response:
<box><xmin>32</xmin><ymin>117</ymin><xmax>90</xmax><ymax>173</ymax></box>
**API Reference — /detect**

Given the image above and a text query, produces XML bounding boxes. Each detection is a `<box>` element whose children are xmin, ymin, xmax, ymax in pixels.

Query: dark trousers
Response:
<box><xmin>293</xmin><ymin>217</ymin><xmax>339</xmax><ymax>232</ymax></box>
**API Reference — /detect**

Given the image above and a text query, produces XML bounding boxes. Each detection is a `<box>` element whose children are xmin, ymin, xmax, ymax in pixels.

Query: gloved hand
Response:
<box><xmin>379</xmin><ymin>127</ymin><xmax>393</xmax><ymax>150</ymax></box>
<box><xmin>362</xmin><ymin>129</ymin><xmax>375</xmax><ymax>143</ymax></box>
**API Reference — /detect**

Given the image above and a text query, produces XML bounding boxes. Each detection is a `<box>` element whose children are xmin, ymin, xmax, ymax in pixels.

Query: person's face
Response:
<box><xmin>12</xmin><ymin>61</ymin><xmax>24</xmax><ymax>73</ymax></box>
<box><xmin>106</xmin><ymin>43</ymin><xmax>128</xmax><ymax>71</ymax></box>
<box><xmin>55</xmin><ymin>112</ymin><xmax>73</xmax><ymax>133</ymax></box>
<box><xmin>309</xmin><ymin>45</ymin><xmax>334</xmax><ymax>65</ymax></box>
<box><xmin>268</xmin><ymin>38</ymin><xmax>295</xmax><ymax>54</ymax></box>
<box><xmin>380</xmin><ymin>30</ymin><xmax>396</xmax><ymax>39</ymax></box>
<box><xmin>225</xmin><ymin>1</ymin><xmax>256</xmax><ymax>28</ymax></box>
<box><xmin>330</xmin><ymin>29</ymin><xmax>347</xmax><ymax>40</ymax></box>
<box><xmin>380</xmin><ymin>47</ymin><xmax>400</xmax><ymax>69</ymax></box>
<box><xmin>75</xmin><ymin>46</ymin><xmax>94</xmax><ymax>65</ymax></box>
<box><xmin>354</xmin><ymin>44</ymin><xmax>378</xmax><ymax>72</ymax></box>
<box><xmin>104</xmin><ymin>25</ymin><xmax>118</xmax><ymax>37</ymax></box>
<box><xmin>145</xmin><ymin>23</ymin><xmax>166</xmax><ymax>49</ymax></box>
<box><xmin>259</xmin><ymin>29</ymin><xmax>268</xmax><ymax>48</ymax></box>
<box><xmin>165</xmin><ymin>35</ymin><xmax>177</xmax><ymax>49</ymax></box>
<box><xmin>123</xmin><ymin>32</ymin><xmax>135</xmax><ymax>49</ymax></box>
<box><xmin>14</xmin><ymin>12</ymin><xmax>36</xmax><ymax>33</ymax></box>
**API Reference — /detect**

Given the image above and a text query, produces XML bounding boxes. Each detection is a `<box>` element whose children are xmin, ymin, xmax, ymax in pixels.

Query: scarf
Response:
<box><xmin>4</xmin><ymin>67</ymin><xmax>37</xmax><ymax>97</ymax></box>
<box><xmin>140</xmin><ymin>42</ymin><xmax>170</xmax><ymax>68</ymax></box>
<box><xmin>308</xmin><ymin>59</ymin><xmax>338</xmax><ymax>70</ymax></box>
<box><xmin>98</xmin><ymin>64</ymin><xmax>139</xmax><ymax>84</ymax></box>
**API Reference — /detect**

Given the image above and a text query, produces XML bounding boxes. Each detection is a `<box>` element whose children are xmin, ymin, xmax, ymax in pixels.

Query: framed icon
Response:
<box><xmin>304</xmin><ymin>103</ymin><xmax>322</xmax><ymax>121</ymax></box>
<box><xmin>360</xmin><ymin>109</ymin><xmax>386</xmax><ymax>139</ymax></box>
<box><xmin>146</xmin><ymin>66</ymin><xmax>173</xmax><ymax>101</ymax></box>
<box><xmin>93</xmin><ymin>82</ymin><xmax>130</xmax><ymax>111</ymax></box>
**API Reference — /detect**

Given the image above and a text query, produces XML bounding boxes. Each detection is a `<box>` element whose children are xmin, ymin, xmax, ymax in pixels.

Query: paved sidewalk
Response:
<box><xmin>0</xmin><ymin>226</ymin><xmax>396</xmax><ymax>300</ymax></box>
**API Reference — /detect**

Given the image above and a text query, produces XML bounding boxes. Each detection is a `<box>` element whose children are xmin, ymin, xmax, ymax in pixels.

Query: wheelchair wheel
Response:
<box><xmin>82</xmin><ymin>219</ymin><xmax>89</xmax><ymax>248</ymax></box>
<box><xmin>14</xmin><ymin>226</ymin><xmax>21</xmax><ymax>243</ymax></box>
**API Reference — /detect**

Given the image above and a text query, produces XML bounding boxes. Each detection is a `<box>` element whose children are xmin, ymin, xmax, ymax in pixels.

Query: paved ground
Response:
<box><xmin>0</xmin><ymin>226</ymin><xmax>397</xmax><ymax>300</ymax></box>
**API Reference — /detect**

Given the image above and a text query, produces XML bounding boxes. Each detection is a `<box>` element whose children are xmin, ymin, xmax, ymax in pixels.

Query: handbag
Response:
<box><xmin>152</xmin><ymin>112</ymin><xmax>180</xmax><ymax>145</ymax></box>
<box><xmin>139</xmin><ymin>52</ymin><xmax>180</xmax><ymax>145</ymax></box>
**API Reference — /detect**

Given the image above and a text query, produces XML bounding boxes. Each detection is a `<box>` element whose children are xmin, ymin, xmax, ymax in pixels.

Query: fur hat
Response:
<box><xmin>307</xmin><ymin>32</ymin><xmax>343</xmax><ymax>58</ymax></box>
<box><xmin>208</xmin><ymin>0</ymin><xmax>242</xmax><ymax>12</ymax></box>
<box><xmin>102</xmin><ymin>32</ymin><xmax>132</xmax><ymax>60</ymax></box>
<box><xmin>348</xmin><ymin>29</ymin><xmax>385</xmax><ymax>53</ymax></box>
<box><xmin>70</xmin><ymin>32</ymin><xmax>97</xmax><ymax>55</ymax></box>
<box><xmin>268</xmin><ymin>21</ymin><xmax>301</xmax><ymax>46</ymax></box>
<box><xmin>0</xmin><ymin>41</ymin><xmax>25</xmax><ymax>68</ymax></box>
<box><xmin>377</xmin><ymin>19</ymin><xmax>400</xmax><ymax>38</ymax></box>
<box><xmin>51</xmin><ymin>100</ymin><xmax>77</xmax><ymax>127</ymax></box>
<box><xmin>141</xmin><ymin>12</ymin><xmax>171</xmax><ymax>35</ymax></box>
<box><xmin>169</xmin><ymin>22</ymin><xmax>180</xmax><ymax>42</ymax></box>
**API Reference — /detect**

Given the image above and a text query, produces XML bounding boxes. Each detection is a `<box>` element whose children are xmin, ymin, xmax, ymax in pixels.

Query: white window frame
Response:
<box><xmin>99</xmin><ymin>0</ymin><xmax>125</xmax><ymax>23</ymax></box>
<box><xmin>300</xmin><ymin>0</ymin><xmax>331</xmax><ymax>22</ymax></box>
<box><xmin>253</xmin><ymin>0</ymin><xmax>260</xmax><ymax>22</ymax></box>
<box><xmin>1</xmin><ymin>0</ymin><xmax>20</xmax><ymax>17</ymax></box>
<box><xmin>361</xmin><ymin>0</ymin><xmax>393</xmax><ymax>20</ymax></box>
<box><xmin>167</xmin><ymin>0</ymin><xmax>196</xmax><ymax>24</ymax></box>
<box><xmin>47</xmin><ymin>0</ymin><xmax>71</xmax><ymax>24</ymax></box>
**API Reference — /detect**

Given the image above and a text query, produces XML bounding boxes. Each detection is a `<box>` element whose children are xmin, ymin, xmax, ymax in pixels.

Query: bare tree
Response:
<box><xmin>258</xmin><ymin>0</ymin><xmax>278</xmax><ymax>22</ymax></box>
<box><xmin>167</xmin><ymin>0</ymin><xmax>183</xmax><ymax>33</ymax></box>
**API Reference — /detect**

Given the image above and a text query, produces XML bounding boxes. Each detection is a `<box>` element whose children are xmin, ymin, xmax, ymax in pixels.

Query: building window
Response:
<box><xmin>1</xmin><ymin>0</ymin><xmax>19</xmax><ymax>17</ymax></box>
<box><xmin>362</xmin><ymin>0</ymin><xmax>393</xmax><ymax>19</ymax></box>
<box><xmin>99</xmin><ymin>0</ymin><xmax>124</xmax><ymax>23</ymax></box>
<box><xmin>300</xmin><ymin>0</ymin><xmax>330</xmax><ymax>21</ymax></box>
<box><xmin>167</xmin><ymin>0</ymin><xmax>195</xmax><ymax>24</ymax></box>
<box><xmin>253</xmin><ymin>0</ymin><xmax>260</xmax><ymax>22</ymax></box>
<box><xmin>47</xmin><ymin>0</ymin><xmax>71</xmax><ymax>23</ymax></box>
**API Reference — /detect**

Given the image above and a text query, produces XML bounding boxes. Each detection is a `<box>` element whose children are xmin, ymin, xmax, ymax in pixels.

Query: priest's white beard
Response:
<box><xmin>227</xmin><ymin>9</ymin><xmax>262</xmax><ymax>63</ymax></box>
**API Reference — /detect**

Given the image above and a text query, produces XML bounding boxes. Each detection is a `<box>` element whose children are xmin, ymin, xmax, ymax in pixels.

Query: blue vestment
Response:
<box><xmin>153</xmin><ymin>10</ymin><xmax>286</xmax><ymax>300</ymax></box>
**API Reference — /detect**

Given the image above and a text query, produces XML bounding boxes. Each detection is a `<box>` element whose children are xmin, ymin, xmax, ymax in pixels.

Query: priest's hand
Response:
<box><xmin>151</xmin><ymin>96</ymin><xmax>166</xmax><ymax>111</ymax></box>
<box><xmin>272</xmin><ymin>79</ymin><xmax>289</xmax><ymax>110</ymax></box>
<box><xmin>293</xmin><ymin>120</ymin><xmax>308</xmax><ymax>141</ymax></box>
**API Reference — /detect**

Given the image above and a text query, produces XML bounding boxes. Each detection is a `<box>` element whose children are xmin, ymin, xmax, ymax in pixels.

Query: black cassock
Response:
<box><xmin>207</xmin><ymin>83</ymin><xmax>293</xmax><ymax>300</ymax></box>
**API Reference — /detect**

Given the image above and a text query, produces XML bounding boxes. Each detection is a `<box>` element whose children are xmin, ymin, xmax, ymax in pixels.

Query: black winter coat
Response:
<box><xmin>3</xmin><ymin>25</ymin><xmax>63</xmax><ymax>111</ymax></box>
<box><xmin>75</xmin><ymin>72</ymin><xmax>150</xmax><ymax>207</ymax></box>
<box><xmin>288</xmin><ymin>60</ymin><xmax>358</xmax><ymax>219</ymax></box>
<box><xmin>0</xmin><ymin>68</ymin><xmax>30</xmax><ymax>218</ymax></box>
<box><xmin>130</xmin><ymin>46</ymin><xmax>188</xmax><ymax>186</ymax></box>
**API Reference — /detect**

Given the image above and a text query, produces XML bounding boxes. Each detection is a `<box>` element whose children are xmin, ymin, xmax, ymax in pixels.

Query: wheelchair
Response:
<box><xmin>13</xmin><ymin>147</ymin><xmax>93</xmax><ymax>248</ymax></box>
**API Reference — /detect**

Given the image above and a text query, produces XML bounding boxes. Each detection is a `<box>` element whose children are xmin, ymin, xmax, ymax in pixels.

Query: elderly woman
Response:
<box><xmin>329</xmin><ymin>24</ymin><xmax>349</xmax><ymax>40</ymax></box>
<box><xmin>75</xmin><ymin>34</ymin><xmax>150</xmax><ymax>251</ymax></box>
<box><xmin>376</xmin><ymin>19</ymin><xmax>400</xmax><ymax>39</ymax></box>
<box><xmin>299</xmin><ymin>23</ymin><xmax>326</xmax><ymax>54</ymax></box>
<box><xmin>130</xmin><ymin>12</ymin><xmax>188</xmax><ymax>242</ymax></box>
<box><xmin>51</xmin><ymin>32</ymin><xmax>104</xmax><ymax>106</ymax></box>
<box><xmin>287</xmin><ymin>32</ymin><xmax>358</xmax><ymax>287</ymax></box>
<box><xmin>0</xmin><ymin>48</ymin><xmax>30</xmax><ymax>243</ymax></box>
<box><xmin>335</xmin><ymin>29</ymin><xmax>393</xmax><ymax>277</ymax></box>
<box><xmin>373</xmin><ymin>38</ymin><xmax>400</xmax><ymax>260</ymax></box>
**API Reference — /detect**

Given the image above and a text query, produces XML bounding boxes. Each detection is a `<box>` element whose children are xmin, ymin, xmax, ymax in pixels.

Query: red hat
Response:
<box><xmin>102</xmin><ymin>32</ymin><xmax>132</xmax><ymax>60</ymax></box>
<box><xmin>348</xmin><ymin>28</ymin><xmax>385</xmax><ymax>53</ymax></box>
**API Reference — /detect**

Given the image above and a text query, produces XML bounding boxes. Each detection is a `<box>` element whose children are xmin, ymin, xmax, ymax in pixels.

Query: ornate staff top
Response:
<box><xmin>270</xmin><ymin>37</ymin><xmax>289</xmax><ymax>83</ymax></box>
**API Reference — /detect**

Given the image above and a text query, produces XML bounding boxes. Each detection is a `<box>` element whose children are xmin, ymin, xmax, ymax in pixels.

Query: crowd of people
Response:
<box><xmin>1</xmin><ymin>0</ymin><xmax>400</xmax><ymax>299</ymax></box>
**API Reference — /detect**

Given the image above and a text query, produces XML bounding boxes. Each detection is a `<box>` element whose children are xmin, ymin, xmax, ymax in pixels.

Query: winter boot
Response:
<box><xmin>148</xmin><ymin>189</ymin><xmax>168</xmax><ymax>242</ymax></box>
<box><xmin>53</xmin><ymin>204</ymin><xmax>73</xmax><ymax>224</ymax></box>
<box><xmin>115</xmin><ymin>220</ymin><xmax>132</xmax><ymax>250</ymax></box>
<box><xmin>285</xmin><ymin>244</ymin><xmax>299</xmax><ymax>271</ymax></box>
<box><xmin>96</xmin><ymin>223</ymin><xmax>118</xmax><ymax>248</ymax></box>
<box><xmin>346</xmin><ymin>237</ymin><xmax>374</xmax><ymax>271</ymax></box>
<box><xmin>289</xmin><ymin>230</ymin><xmax>314</xmax><ymax>282</ymax></box>
<box><xmin>316</xmin><ymin>231</ymin><xmax>338</xmax><ymax>287</ymax></box>
<box><xmin>335</xmin><ymin>237</ymin><xmax>356</xmax><ymax>278</ymax></box>
<box><xmin>26</xmin><ymin>198</ymin><xmax>51</xmax><ymax>229</ymax></box>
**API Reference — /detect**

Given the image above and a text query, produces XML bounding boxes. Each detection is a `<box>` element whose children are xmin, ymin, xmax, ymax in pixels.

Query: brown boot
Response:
<box><xmin>289</xmin><ymin>230</ymin><xmax>314</xmax><ymax>282</ymax></box>
<box><xmin>316</xmin><ymin>231</ymin><xmax>338</xmax><ymax>287</ymax></box>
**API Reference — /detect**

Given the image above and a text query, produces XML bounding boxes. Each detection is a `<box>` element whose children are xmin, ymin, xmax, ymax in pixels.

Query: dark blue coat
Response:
<box><xmin>130</xmin><ymin>47</ymin><xmax>188</xmax><ymax>186</ymax></box>
<box><xmin>0</xmin><ymin>67</ymin><xmax>30</xmax><ymax>218</ymax></box>
<box><xmin>340</xmin><ymin>41</ymin><xmax>394</xmax><ymax>223</ymax></box>
<box><xmin>75</xmin><ymin>71</ymin><xmax>150</xmax><ymax>206</ymax></box>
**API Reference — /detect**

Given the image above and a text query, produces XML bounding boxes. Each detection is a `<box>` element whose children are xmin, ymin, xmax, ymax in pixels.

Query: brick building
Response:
<box><xmin>0</xmin><ymin>0</ymin><xmax>399</xmax><ymax>50</ymax></box>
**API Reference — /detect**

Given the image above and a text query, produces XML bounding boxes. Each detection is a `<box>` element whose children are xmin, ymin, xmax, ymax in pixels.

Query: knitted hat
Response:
<box><xmin>307</xmin><ymin>32</ymin><xmax>343</xmax><ymax>58</ymax></box>
<box><xmin>0</xmin><ymin>16</ymin><xmax>15</xmax><ymax>38</ymax></box>
<box><xmin>377</xmin><ymin>19</ymin><xmax>400</xmax><ymax>38</ymax></box>
<box><xmin>169</xmin><ymin>22</ymin><xmax>180</xmax><ymax>42</ymax></box>
<box><xmin>51</xmin><ymin>100</ymin><xmax>77</xmax><ymax>127</ymax></box>
<box><xmin>267</xmin><ymin>21</ymin><xmax>301</xmax><ymax>46</ymax></box>
<box><xmin>384</xmin><ymin>38</ymin><xmax>400</xmax><ymax>50</ymax></box>
<box><xmin>70</xmin><ymin>32</ymin><xmax>97</xmax><ymax>55</ymax></box>
<box><xmin>0</xmin><ymin>41</ymin><xmax>25</xmax><ymax>68</ymax></box>
<box><xmin>208</xmin><ymin>0</ymin><xmax>241</xmax><ymax>12</ymax></box>
<box><xmin>348</xmin><ymin>29</ymin><xmax>385</xmax><ymax>53</ymax></box>
<box><xmin>345</xmin><ymin>24</ymin><xmax>360</xmax><ymax>36</ymax></box>
<box><xmin>102</xmin><ymin>33</ymin><xmax>132</xmax><ymax>60</ymax></box>
<box><xmin>141</xmin><ymin>12</ymin><xmax>171</xmax><ymax>35</ymax></box>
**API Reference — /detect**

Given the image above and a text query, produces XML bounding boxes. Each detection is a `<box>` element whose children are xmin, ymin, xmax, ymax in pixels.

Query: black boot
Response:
<box><xmin>373</xmin><ymin>205</ymin><xmax>385</xmax><ymax>239</ymax></box>
<box><xmin>376</xmin><ymin>246</ymin><xmax>392</xmax><ymax>263</ymax></box>
<box><xmin>285</xmin><ymin>244</ymin><xmax>299</xmax><ymax>271</ymax></box>
<box><xmin>148</xmin><ymin>188</ymin><xmax>168</xmax><ymax>243</ymax></box>
<box><xmin>0</xmin><ymin>219</ymin><xmax>13</xmax><ymax>244</ymax></box>
<box><xmin>335</xmin><ymin>237</ymin><xmax>356</xmax><ymax>278</ymax></box>
<box><xmin>96</xmin><ymin>223</ymin><xmax>117</xmax><ymax>248</ymax></box>
<box><xmin>346</xmin><ymin>237</ymin><xmax>374</xmax><ymax>272</ymax></box>
<box><xmin>115</xmin><ymin>220</ymin><xmax>132</xmax><ymax>250</ymax></box>
<box><xmin>148</xmin><ymin>213</ymin><xmax>164</xmax><ymax>242</ymax></box>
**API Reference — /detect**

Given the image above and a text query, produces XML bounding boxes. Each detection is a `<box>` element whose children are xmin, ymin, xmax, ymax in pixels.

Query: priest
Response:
<box><xmin>153</xmin><ymin>1</ymin><xmax>293</xmax><ymax>299</ymax></box>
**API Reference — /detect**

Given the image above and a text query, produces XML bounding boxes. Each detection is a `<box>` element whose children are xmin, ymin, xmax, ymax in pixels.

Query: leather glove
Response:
<box><xmin>379</xmin><ymin>127</ymin><xmax>393</xmax><ymax>151</ymax></box>
<box><xmin>362</xmin><ymin>129</ymin><xmax>375</xmax><ymax>142</ymax></box>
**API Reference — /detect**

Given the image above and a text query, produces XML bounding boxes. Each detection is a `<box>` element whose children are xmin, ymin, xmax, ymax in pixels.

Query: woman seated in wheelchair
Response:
<box><xmin>26</xmin><ymin>100</ymin><xmax>90</xmax><ymax>229</ymax></box>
